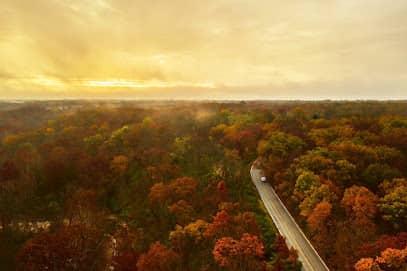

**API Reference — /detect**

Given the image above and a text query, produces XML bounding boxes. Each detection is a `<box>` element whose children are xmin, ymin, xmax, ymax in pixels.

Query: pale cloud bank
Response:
<box><xmin>0</xmin><ymin>0</ymin><xmax>406</xmax><ymax>99</ymax></box>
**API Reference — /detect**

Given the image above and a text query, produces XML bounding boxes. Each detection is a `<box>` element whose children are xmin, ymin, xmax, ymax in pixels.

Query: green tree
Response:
<box><xmin>379</xmin><ymin>178</ymin><xmax>407</xmax><ymax>229</ymax></box>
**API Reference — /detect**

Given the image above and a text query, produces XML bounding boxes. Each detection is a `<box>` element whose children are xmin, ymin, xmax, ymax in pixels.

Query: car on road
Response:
<box><xmin>260</xmin><ymin>176</ymin><xmax>267</xmax><ymax>182</ymax></box>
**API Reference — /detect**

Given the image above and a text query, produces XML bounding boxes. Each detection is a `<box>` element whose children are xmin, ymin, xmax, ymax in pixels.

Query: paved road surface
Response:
<box><xmin>250</xmin><ymin>166</ymin><xmax>330</xmax><ymax>271</ymax></box>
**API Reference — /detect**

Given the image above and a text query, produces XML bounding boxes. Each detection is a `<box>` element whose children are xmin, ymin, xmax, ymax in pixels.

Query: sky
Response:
<box><xmin>1</xmin><ymin>0</ymin><xmax>407</xmax><ymax>100</ymax></box>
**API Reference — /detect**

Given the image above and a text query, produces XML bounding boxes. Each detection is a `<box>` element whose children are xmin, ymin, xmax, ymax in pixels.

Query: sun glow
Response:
<box><xmin>2</xmin><ymin>0</ymin><xmax>407</xmax><ymax>99</ymax></box>
<box><xmin>83</xmin><ymin>80</ymin><xmax>216</xmax><ymax>89</ymax></box>
<box><xmin>24</xmin><ymin>77</ymin><xmax>216</xmax><ymax>90</ymax></box>
<box><xmin>31</xmin><ymin>77</ymin><xmax>65</xmax><ymax>87</ymax></box>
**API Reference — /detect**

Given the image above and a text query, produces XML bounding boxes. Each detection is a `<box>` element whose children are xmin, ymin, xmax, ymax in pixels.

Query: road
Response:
<box><xmin>250</xmin><ymin>166</ymin><xmax>330</xmax><ymax>271</ymax></box>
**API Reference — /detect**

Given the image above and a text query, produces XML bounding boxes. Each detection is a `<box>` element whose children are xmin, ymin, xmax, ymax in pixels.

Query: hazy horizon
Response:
<box><xmin>1</xmin><ymin>98</ymin><xmax>407</xmax><ymax>102</ymax></box>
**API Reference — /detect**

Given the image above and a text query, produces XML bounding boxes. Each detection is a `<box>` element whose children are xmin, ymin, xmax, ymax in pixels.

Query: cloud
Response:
<box><xmin>0</xmin><ymin>69</ymin><xmax>16</xmax><ymax>79</ymax></box>
<box><xmin>0</xmin><ymin>0</ymin><xmax>407</xmax><ymax>99</ymax></box>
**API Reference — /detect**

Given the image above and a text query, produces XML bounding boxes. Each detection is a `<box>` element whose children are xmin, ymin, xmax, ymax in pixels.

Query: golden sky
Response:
<box><xmin>1</xmin><ymin>0</ymin><xmax>407</xmax><ymax>99</ymax></box>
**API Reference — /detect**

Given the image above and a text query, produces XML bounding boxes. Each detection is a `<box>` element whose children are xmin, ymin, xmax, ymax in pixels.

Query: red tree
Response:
<box><xmin>136</xmin><ymin>242</ymin><xmax>180</xmax><ymax>271</ymax></box>
<box><xmin>213</xmin><ymin>233</ymin><xmax>265</xmax><ymax>271</ymax></box>
<box><xmin>17</xmin><ymin>225</ymin><xmax>105</xmax><ymax>271</ymax></box>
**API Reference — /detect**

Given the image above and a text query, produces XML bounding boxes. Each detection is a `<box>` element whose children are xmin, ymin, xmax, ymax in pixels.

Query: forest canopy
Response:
<box><xmin>0</xmin><ymin>100</ymin><xmax>406</xmax><ymax>271</ymax></box>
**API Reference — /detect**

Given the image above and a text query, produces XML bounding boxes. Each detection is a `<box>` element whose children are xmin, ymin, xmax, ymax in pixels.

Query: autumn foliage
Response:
<box><xmin>213</xmin><ymin>233</ymin><xmax>265</xmax><ymax>271</ymax></box>
<box><xmin>0</xmin><ymin>101</ymin><xmax>405</xmax><ymax>270</ymax></box>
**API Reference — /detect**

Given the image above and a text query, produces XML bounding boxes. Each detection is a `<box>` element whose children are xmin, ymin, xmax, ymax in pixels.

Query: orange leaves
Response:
<box><xmin>169</xmin><ymin>219</ymin><xmax>208</xmax><ymax>247</ymax></box>
<box><xmin>213</xmin><ymin>237</ymin><xmax>238</xmax><ymax>267</ymax></box>
<box><xmin>168</xmin><ymin>219</ymin><xmax>209</xmax><ymax>263</ymax></box>
<box><xmin>376</xmin><ymin>247</ymin><xmax>407</xmax><ymax>270</ymax></box>
<box><xmin>306</xmin><ymin>201</ymin><xmax>333</xmax><ymax>258</ymax></box>
<box><xmin>169</xmin><ymin>200</ymin><xmax>193</xmax><ymax>214</ymax></box>
<box><xmin>354</xmin><ymin>258</ymin><xmax>382</xmax><ymax>271</ymax></box>
<box><xmin>209</xmin><ymin>124</ymin><xmax>228</xmax><ymax>142</ymax></box>
<box><xmin>148</xmin><ymin>177</ymin><xmax>198</xmax><ymax>225</ymax></box>
<box><xmin>169</xmin><ymin>200</ymin><xmax>195</xmax><ymax>225</ymax></box>
<box><xmin>148</xmin><ymin>182</ymin><xmax>171</xmax><ymax>204</ymax></box>
<box><xmin>342</xmin><ymin>185</ymin><xmax>379</xmax><ymax>220</ymax></box>
<box><xmin>341</xmin><ymin>185</ymin><xmax>379</xmax><ymax>241</ymax></box>
<box><xmin>359</xmin><ymin>232</ymin><xmax>407</xmax><ymax>259</ymax></box>
<box><xmin>213</xmin><ymin>233</ymin><xmax>265</xmax><ymax>270</ymax></box>
<box><xmin>146</xmin><ymin>164</ymin><xmax>180</xmax><ymax>182</ymax></box>
<box><xmin>17</xmin><ymin>225</ymin><xmax>105</xmax><ymax>271</ymax></box>
<box><xmin>111</xmin><ymin>155</ymin><xmax>129</xmax><ymax>173</ymax></box>
<box><xmin>234</xmin><ymin>212</ymin><xmax>260</xmax><ymax>237</ymax></box>
<box><xmin>148</xmin><ymin>177</ymin><xmax>198</xmax><ymax>205</ymax></box>
<box><xmin>204</xmin><ymin>210</ymin><xmax>232</xmax><ymax>238</ymax></box>
<box><xmin>136</xmin><ymin>242</ymin><xmax>180</xmax><ymax>271</ymax></box>
<box><xmin>308</xmin><ymin>125</ymin><xmax>355</xmax><ymax>146</ymax></box>
<box><xmin>355</xmin><ymin>246</ymin><xmax>407</xmax><ymax>271</ymax></box>
<box><xmin>210</xmin><ymin>119</ymin><xmax>262</xmax><ymax>156</ymax></box>
<box><xmin>170</xmin><ymin>177</ymin><xmax>197</xmax><ymax>199</ymax></box>
<box><xmin>204</xmin><ymin>210</ymin><xmax>260</xmax><ymax>240</ymax></box>
<box><xmin>306</xmin><ymin>201</ymin><xmax>332</xmax><ymax>232</ymax></box>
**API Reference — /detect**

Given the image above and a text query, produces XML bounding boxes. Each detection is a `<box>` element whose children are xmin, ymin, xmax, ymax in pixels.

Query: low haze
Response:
<box><xmin>1</xmin><ymin>0</ymin><xmax>407</xmax><ymax>99</ymax></box>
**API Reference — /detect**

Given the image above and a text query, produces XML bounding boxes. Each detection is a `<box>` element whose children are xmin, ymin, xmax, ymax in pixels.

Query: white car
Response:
<box><xmin>260</xmin><ymin>176</ymin><xmax>267</xmax><ymax>182</ymax></box>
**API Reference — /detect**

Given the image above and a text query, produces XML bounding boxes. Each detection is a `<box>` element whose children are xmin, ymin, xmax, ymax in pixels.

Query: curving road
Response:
<box><xmin>250</xmin><ymin>166</ymin><xmax>330</xmax><ymax>271</ymax></box>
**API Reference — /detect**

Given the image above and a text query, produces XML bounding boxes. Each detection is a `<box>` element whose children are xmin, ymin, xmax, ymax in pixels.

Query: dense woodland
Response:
<box><xmin>0</xmin><ymin>101</ymin><xmax>406</xmax><ymax>271</ymax></box>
